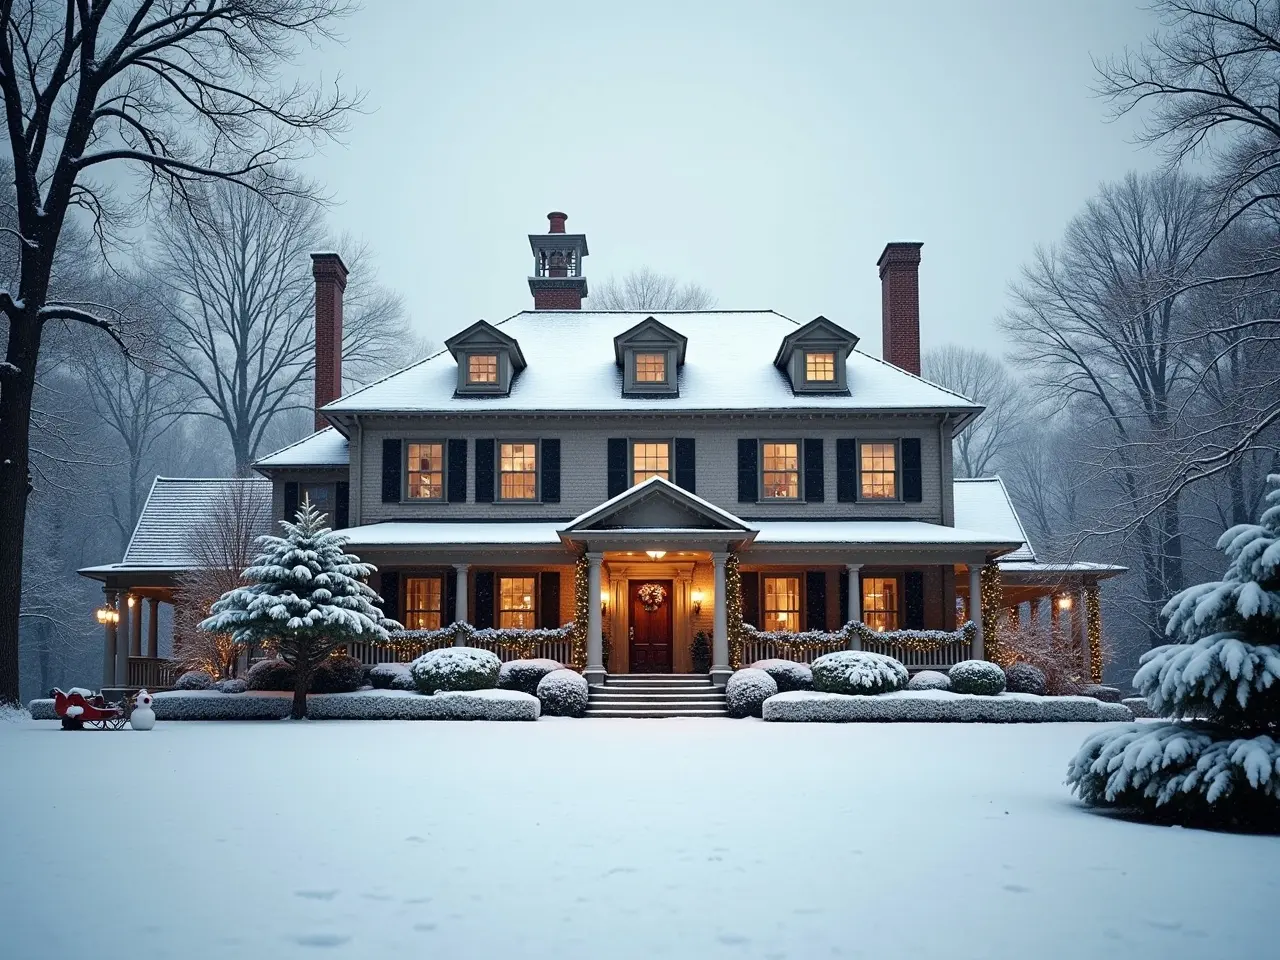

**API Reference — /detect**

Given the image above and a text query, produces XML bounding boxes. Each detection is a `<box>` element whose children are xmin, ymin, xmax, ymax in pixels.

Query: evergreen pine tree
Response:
<box><xmin>1067</xmin><ymin>474</ymin><xmax>1280</xmax><ymax>828</ymax></box>
<box><xmin>201</xmin><ymin>498</ymin><xmax>400</xmax><ymax>719</ymax></box>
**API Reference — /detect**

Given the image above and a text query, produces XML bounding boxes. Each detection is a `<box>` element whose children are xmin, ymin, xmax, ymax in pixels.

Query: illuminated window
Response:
<box><xmin>632</xmin><ymin>441</ymin><xmax>670</xmax><ymax>485</ymax></box>
<box><xmin>761</xmin><ymin>441</ymin><xmax>800</xmax><ymax>499</ymax></box>
<box><xmin>467</xmin><ymin>354</ymin><xmax>499</xmax><ymax>384</ymax></box>
<box><xmin>862</xmin><ymin>577</ymin><xmax>900</xmax><ymax>631</ymax></box>
<box><xmin>406</xmin><ymin>442</ymin><xmax>445</xmax><ymax>500</ymax></box>
<box><xmin>763</xmin><ymin>576</ymin><xmax>801</xmax><ymax>631</ymax></box>
<box><xmin>302</xmin><ymin>483</ymin><xmax>332</xmax><ymax>520</ymax></box>
<box><xmin>805</xmin><ymin>351</ymin><xmax>836</xmax><ymax>382</ymax></box>
<box><xmin>859</xmin><ymin>442</ymin><xmax>897</xmax><ymax>500</ymax></box>
<box><xmin>499</xmin><ymin>442</ymin><xmax>538</xmax><ymax>500</ymax></box>
<box><xmin>404</xmin><ymin>577</ymin><xmax>443</xmax><ymax>630</ymax></box>
<box><xmin>634</xmin><ymin>352</ymin><xmax>667</xmax><ymax>383</ymax></box>
<box><xmin>499</xmin><ymin>576</ymin><xmax>536</xmax><ymax>629</ymax></box>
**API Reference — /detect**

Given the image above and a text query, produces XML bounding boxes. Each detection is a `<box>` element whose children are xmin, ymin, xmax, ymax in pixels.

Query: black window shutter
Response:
<box><xmin>803</xmin><ymin>439</ymin><xmax>824</xmax><ymax>503</ymax></box>
<box><xmin>674</xmin><ymin>438</ymin><xmax>696</xmax><ymax>493</ymax></box>
<box><xmin>380</xmin><ymin>572</ymin><xmax>400</xmax><ymax>623</ymax></box>
<box><xmin>839</xmin><ymin>570</ymin><xmax>850</xmax><ymax>626</ymax></box>
<box><xmin>741</xmin><ymin>572</ymin><xmax>761</xmax><ymax>628</ymax></box>
<box><xmin>904</xmin><ymin>571</ymin><xmax>925</xmax><ymax>629</ymax></box>
<box><xmin>902</xmin><ymin>437</ymin><xmax>922</xmax><ymax>503</ymax></box>
<box><xmin>540</xmin><ymin>571</ymin><xmax>561</xmax><ymax>628</ymax></box>
<box><xmin>737</xmin><ymin>439</ymin><xmax>758</xmax><ymax>503</ymax></box>
<box><xmin>805</xmin><ymin>571</ymin><xmax>827</xmax><ymax>631</ymax></box>
<box><xmin>542</xmin><ymin>439</ymin><xmax>561</xmax><ymax>503</ymax></box>
<box><xmin>474</xmin><ymin>439</ymin><xmax>495</xmax><ymax>503</ymax></box>
<box><xmin>381</xmin><ymin>438</ymin><xmax>402</xmax><ymax>503</ymax></box>
<box><xmin>447</xmin><ymin>439</ymin><xmax>468</xmax><ymax>503</ymax></box>
<box><xmin>474</xmin><ymin>571</ymin><xmax>495</xmax><ymax>628</ymax></box>
<box><xmin>334</xmin><ymin>481</ymin><xmax>349</xmax><ymax>529</ymax></box>
<box><xmin>836</xmin><ymin>438</ymin><xmax>858</xmax><ymax>502</ymax></box>
<box><xmin>607</xmin><ymin>438</ymin><xmax>628</xmax><ymax>498</ymax></box>
<box><xmin>445</xmin><ymin>569</ymin><xmax>457</xmax><ymax>624</ymax></box>
<box><xmin>283</xmin><ymin>481</ymin><xmax>299</xmax><ymax>520</ymax></box>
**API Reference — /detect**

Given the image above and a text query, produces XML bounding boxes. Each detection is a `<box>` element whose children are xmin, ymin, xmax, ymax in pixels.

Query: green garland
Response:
<box><xmin>980</xmin><ymin>563</ymin><xmax>1004</xmax><ymax>666</ymax></box>
<box><xmin>572</xmin><ymin>553</ymin><xmax>589</xmax><ymax>670</ymax></box>
<box><xmin>725</xmin><ymin>551</ymin><xmax>744</xmax><ymax>669</ymax></box>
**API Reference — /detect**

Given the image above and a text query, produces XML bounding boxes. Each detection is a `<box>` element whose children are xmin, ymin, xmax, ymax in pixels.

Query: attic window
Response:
<box><xmin>635</xmin><ymin>353</ymin><xmax>666</xmax><ymax>383</ymax></box>
<box><xmin>805</xmin><ymin>351</ymin><xmax>836</xmax><ymax>382</ymax></box>
<box><xmin>468</xmin><ymin>354</ymin><xmax>499</xmax><ymax>384</ymax></box>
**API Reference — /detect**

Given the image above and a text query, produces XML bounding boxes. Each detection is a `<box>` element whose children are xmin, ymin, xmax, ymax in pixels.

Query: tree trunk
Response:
<box><xmin>291</xmin><ymin>662</ymin><xmax>312</xmax><ymax>719</ymax></box>
<box><xmin>1228</xmin><ymin>459</ymin><xmax>1248</xmax><ymax>527</ymax></box>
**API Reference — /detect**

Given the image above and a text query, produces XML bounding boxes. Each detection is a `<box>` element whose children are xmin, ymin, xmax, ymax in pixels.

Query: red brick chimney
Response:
<box><xmin>311</xmin><ymin>252</ymin><xmax>348</xmax><ymax>430</ymax></box>
<box><xmin>877</xmin><ymin>242</ymin><xmax>923</xmax><ymax>376</ymax></box>
<box><xmin>547</xmin><ymin>211</ymin><xmax>568</xmax><ymax>234</ymax></box>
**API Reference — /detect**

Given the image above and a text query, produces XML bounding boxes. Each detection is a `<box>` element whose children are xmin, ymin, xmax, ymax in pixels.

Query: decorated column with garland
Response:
<box><xmin>725</xmin><ymin>551</ymin><xmax>743</xmax><ymax>669</ymax></box>
<box><xmin>571</xmin><ymin>553</ymin><xmax>589</xmax><ymax>671</ymax></box>
<box><xmin>1084</xmin><ymin>580</ymin><xmax>1103</xmax><ymax>683</ymax></box>
<box><xmin>979</xmin><ymin>563</ymin><xmax>1004</xmax><ymax>666</ymax></box>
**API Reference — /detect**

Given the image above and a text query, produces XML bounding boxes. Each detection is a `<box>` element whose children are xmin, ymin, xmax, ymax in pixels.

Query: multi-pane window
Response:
<box><xmin>859</xmin><ymin>442</ymin><xmax>897</xmax><ymax>500</ymax></box>
<box><xmin>499</xmin><ymin>442</ymin><xmax>538</xmax><ymax>500</ymax></box>
<box><xmin>762</xmin><ymin>576</ymin><xmax>801</xmax><ymax>632</ymax></box>
<box><xmin>468</xmin><ymin>354</ymin><xmax>499</xmax><ymax>384</ymax></box>
<box><xmin>805</xmin><ymin>351</ymin><xmax>836</xmax><ymax>382</ymax></box>
<box><xmin>634</xmin><ymin>352</ymin><xmax>666</xmax><ymax>383</ymax></box>
<box><xmin>499</xmin><ymin>576</ymin><xmax>536</xmax><ymax>629</ymax></box>
<box><xmin>862</xmin><ymin>577</ymin><xmax>900</xmax><ymax>632</ymax></box>
<box><xmin>632</xmin><ymin>441</ymin><xmax>670</xmax><ymax>485</ymax></box>
<box><xmin>406</xmin><ymin>442</ymin><xmax>445</xmax><ymax>500</ymax></box>
<box><xmin>761</xmin><ymin>442</ymin><xmax>800</xmax><ymax>500</ymax></box>
<box><xmin>302</xmin><ymin>483</ymin><xmax>332</xmax><ymax>520</ymax></box>
<box><xmin>404</xmin><ymin>577</ymin><xmax>443</xmax><ymax>630</ymax></box>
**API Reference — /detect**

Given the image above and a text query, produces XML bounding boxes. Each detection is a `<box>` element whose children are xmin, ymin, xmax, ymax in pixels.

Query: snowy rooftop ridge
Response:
<box><xmin>121</xmin><ymin>477</ymin><xmax>273</xmax><ymax>567</ymax></box>
<box><xmin>952</xmin><ymin>477</ymin><xmax>1035</xmax><ymax>563</ymax></box>
<box><xmin>253</xmin><ymin>427</ymin><xmax>349</xmax><ymax>469</ymax></box>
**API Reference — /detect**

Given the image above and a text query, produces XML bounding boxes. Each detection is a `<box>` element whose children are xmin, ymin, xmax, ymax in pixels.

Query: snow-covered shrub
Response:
<box><xmin>1080</xmin><ymin>683</ymin><xmax>1122</xmax><ymax>703</ymax></box>
<box><xmin>764</xmin><ymin>690</ymin><xmax>1133</xmax><ymax>723</ymax></box>
<box><xmin>726</xmin><ymin>668</ymin><xmax>777</xmax><ymax>718</ymax></box>
<box><xmin>309</xmin><ymin>655</ymin><xmax>364</xmax><ymax>694</ymax></box>
<box><xmin>215</xmin><ymin>678</ymin><xmax>248</xmax><ymax>694</ymax></box>
<box><xmin>368</xmin><ymin>662</ymin><xmax>414</xmax><ymax>690</ymax></box>
<box><xmin>907</xmin><ymin>670</ymin><xmax>951</xmax><ymax>691</ymax></box>
<box><xmin>811</xmin><ymin>651</ymin><xmax>908</xmax><ymax>696</ymax></box>
<box><xmin>27</xmin><ymin>699</ymin><xmax>56</xmax><ymax>721</ymax></box>
<box><xmin>174</xmin><ymin>670</ymin><xmax>214</xmax><ymax>691</ymax></box>
<box><xmin>245</xmin><ymin>658</ymin><xmax>296</xmax><ymax>691</ymax></box>
<box><xmin>536</xmin><ymin>669</ymin><xmax>589</xmax><ymax>717</ymax></box>
<box><xmin>305</xmin><ymin>688</ymin><xmax>540</xmax><ymax>721</ymax></box>
<box><xmin>949</xmin><ymin>660</ymin><xmax>1006</xmax><ymax>696</ymax></box>
<box><xmin>499</xmin><ymin>658</ymin><xmax>564</xmax><ymax>695</ymax></box>
<box><xmin>750</xmin><ymin>659</ymin><xmax>813</xmax><ymax>692</ymax></box>
<box><xmin>410</xmin><ymin>646</ymin><xmax>501</xmax><ymax>694</ymax></box>
<box><xmin>1004</xmin><ymin>663</ymin><xmax>1047</xmax><ymax>696</ymax></box>
<box><xmin>1122</xmin><ymin>696</ymin><xmax>1158</xmax><ymax>719</ymax></box>
<box><xmin>151</xmin><ymin>690</ymin><xmax>291</xmax><ymax>720</ymax></box>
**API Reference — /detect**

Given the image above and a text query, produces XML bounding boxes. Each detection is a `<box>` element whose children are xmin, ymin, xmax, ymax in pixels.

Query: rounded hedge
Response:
<box><xmin>411</xmin><ymin>646</ymin><xmax>501</xmax><ymax>694</ymax></box>
<box><xmin>1004</xmin><ymin>662</ymin><xmax>1047</xmax><ymax>696</ymax></box>
<box><xmin>537</xmin><ymin>669</ymin><xmax>589</xmax><ymax>717</ymax></box>
<box><xmin>499</xmin><ymin>658</ymin><xmax>564</xmax><ymax>695</ymax></box>
<box><xmin>310</xmin><ymin>655</ymin><xmax>364</xmax><ymax>694</ymax></box>
<box><xmin>749</xmin><ymin>659</ymin><xmax>813</xmax><ymax>692</ymax></box>
<box><xmin>368</xmin><ymin>662</ymin><xmax>414</xmax><ymax>691</ymax></box>
<box><xmin>245</xmin><ymin>658</ymin><xmax>296</xmax><ymax>692</ymax></box>
<box><xmin>811</xmin><ymin>651</ymin><xmax>908</xmax><ymax>696</ymax></box>
<box><xmin>907</xmin><ymin>670</ymin><xmax>952</xmax><ymax>692</ymax></box>
<box><xmin>726</xmin><ymin>668</ymin><xmax>778</xmax><ymax>718</ymax></box>
<box><xmin>174</xmin><ymin>670</ymin><xmax>213</xmax><ymax>691</ymax></box>
<box><xmin>949</xmin><ymin>659</ymin><xmax>1007</xmax><ymax>696</ymax></box>
<box><xmin>215</xmin><ymin>678</ymin><xmax>248</xmax><ymax>694</ymax></box>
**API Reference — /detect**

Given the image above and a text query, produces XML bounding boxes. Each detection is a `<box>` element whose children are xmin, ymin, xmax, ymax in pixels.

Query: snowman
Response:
<box><xmin>130</xmin><ymin>688</ymin><xmax>156</xmax><ymax>731</ymax></box>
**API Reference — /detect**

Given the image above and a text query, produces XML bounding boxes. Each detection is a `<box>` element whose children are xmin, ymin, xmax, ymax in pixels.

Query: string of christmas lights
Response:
<box><xmin>1085</xmin><ymin>584</ymin><xmax>1103</xmax><ymax>683</ymax></box>
<box><xmin>980</xmin><ymin>564</ymin><xmax>1003</xmax><ymax>665</ymax></box>
<box><xmin>572</xmin><ymin>554</ymin><xmax>590</xmax><ymax>669</ymax></box>
<box><xmin>725</xmin><ymin>551</ymin><xmax>744</xmax><ymax>668</ymax></box>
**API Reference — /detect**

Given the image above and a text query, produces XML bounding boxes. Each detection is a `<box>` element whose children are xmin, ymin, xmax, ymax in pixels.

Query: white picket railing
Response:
<box><xmin>345</xmin><ymin>634</ymin><xmax>576</xmax><ymax>667</ymax></box>
<box><xmin>739</xmin><ymin>637</ymin><xmax>847</xmax><ymax>666</ymax></box>
<box><xmin>859</xmin><ymin>637</ymin><xmax>971</xmax><ymax>671</ymax></box>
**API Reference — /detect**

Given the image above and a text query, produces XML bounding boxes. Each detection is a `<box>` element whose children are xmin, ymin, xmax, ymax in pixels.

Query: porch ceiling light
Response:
<box><xmin>94</xmin><ymin>604</ymin><xmax>119</xmax><ymax>625</ymax></box>
<box><xmin>646</xmin><ymin>550</ymin><xmax>667</xmax><ymax>560</ymax></box>
<box><xmin>691</xmin><ymin>589</ymin><xmax>704</xmax><ymax>615</ymax></box>
<box><xmin>1057</xmin><ymin>595</ymin><xmax>1073</xmax><ymax>610</ymax></box>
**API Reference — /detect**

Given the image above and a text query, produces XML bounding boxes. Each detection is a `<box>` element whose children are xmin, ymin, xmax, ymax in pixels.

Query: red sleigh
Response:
<box><xmin>53</xmin><ymin>689</ymin><xmax>127</xmax><ymax>730</ymax></box>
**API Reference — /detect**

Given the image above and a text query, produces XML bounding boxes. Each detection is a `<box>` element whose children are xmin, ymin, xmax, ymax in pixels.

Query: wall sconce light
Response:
<box><xmin>95</xmin><ymin>604</ymin><xmax>119</xmax><ymax>625</ymax></box>
<box><xmin>601</xmin><ymin>593</ymin><xmax>609</xmax><ymax>617</ymax></box>
<box><xmin>1057</xmin><ymin>595</ymin><xmax>1073</xmax><ymax>610</ymax></box>
<box><xmin>126</xmin><ymin>595</ymin><xmax>136</xmax><ymax>607</ymax></box>
<box><xmin>645</xmin><ymin>550</ymin><xmax>666</xmax><ymax>560</ymax></box>
<box><xmin>691</xmin><ymin>589</ymin><xmax>704</xmax><ymax>615</ymax></box>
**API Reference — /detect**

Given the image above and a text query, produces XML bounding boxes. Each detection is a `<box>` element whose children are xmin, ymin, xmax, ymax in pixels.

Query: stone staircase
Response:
<box><xmin>586</xmin><ymin>674</ymin><xmax>728</xmax><ymax>719</ymax></box>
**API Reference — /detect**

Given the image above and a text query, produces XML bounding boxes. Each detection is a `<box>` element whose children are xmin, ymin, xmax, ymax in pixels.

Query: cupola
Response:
<box><xmin>529</xmin><ymin>211</ymin><xmax>589</xmax><ymax>310</ymax></box>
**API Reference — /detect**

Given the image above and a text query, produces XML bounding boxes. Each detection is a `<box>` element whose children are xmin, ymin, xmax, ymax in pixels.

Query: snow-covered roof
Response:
<box><xmin>321</xmin><ymin>311</ymin><xmax>983</xmax><ymax>416</ymax></box>
<box><xmin>253</xmin><ymin>427</ymin><xmax>349</xmax><ymax>469</ymax></box>
<box><xmin>952</xmin><ymin>477</ymin><xmax>1035</xmax><ymax>562</ymax></box>
<box><xmin>562</xmin><ymin>475</ymin><xmax>753</xmax><ymax>533</ymax></box>
<box><xmin>343</xmin><ymin>522</ymin><xmax>563</xmax><ymax>548</ymax></box>
<box><xmin>998</xmin><ymin>561</ymin><xmax>1128</xmax><ymax>578</ymax></box>
<box><xmin>120</xmin><ymin>477</ymin><xmax>273</xmax><ymax>568</ymax></box>
<box><xmin>751</xmin><ymin>520</ymin><xmax>1020</xmax><ymax>549</ymax></box>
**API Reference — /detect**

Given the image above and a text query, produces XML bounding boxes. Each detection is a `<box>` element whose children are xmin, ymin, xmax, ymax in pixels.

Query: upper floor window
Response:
<box><xmin>499</xmin><ymin>442</ymin><xmax>538</xmax><ymax>500</ymax></box>
<box><xmin>805</xmin><ymin>351</ymin><xmax>836</xmax><ymax>382</ymax></box>
<box><xmin>862</xmin><ymin>576</ymin><xmax>900</xmax><ymax>631</ymax></box>
<box><xmin>302</xmin><ymin>482</ymin><xmax>332</xmax><ymax>520</ymax></box>
<box><xmin>632</xmin><ymin>441</ymin><xmax>670</xmax><ymax>485</ymax></box>
<box><xmin>467</xmin><ymin>354</ymin><xmax>499</xmax><ymax>384</ymax></box>
<box><xmin>499</xmin><ymin>576</ymin><xmax>536</xmax><ymax>628</ymax></box>
<box><xmin>761</xmin><ymin>441</ymin><xmax>800</xmax><ymax>500</ymax></box>
<box><xmin>859</xmin><ymin>441</ymin><xmax>897</xmax><ymax>500</ymax></box>
<box><xmin>404</xmin><ymin>576</ymin><xmax>443</xmax><ymax>630</ymax></box>
<box><xmin>634</xmin><ymin>352</ymin><xmax>667</xmax><ymax>383</ymax></box>
<box><xmin>406</xmin><ymin>442</ymin><xmax>445</xmax><ymax>500</ymax></box>
<box><xmin>763</xmin><ymin>576</ymin><xmax>801</xmax><ymax>631</ymax></box>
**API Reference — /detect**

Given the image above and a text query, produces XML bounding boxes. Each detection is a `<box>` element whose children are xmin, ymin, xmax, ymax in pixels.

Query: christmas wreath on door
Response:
<box><xmin>637</xmin><ymin>582</ymin><xmax>667</xmax><ymax>612</ymax></box>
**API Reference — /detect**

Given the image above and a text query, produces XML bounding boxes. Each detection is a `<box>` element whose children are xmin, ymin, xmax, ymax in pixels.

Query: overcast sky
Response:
<box><xmin>298</xmin><ymin>0</ymin><xmax>1160</xmax><ymax>357</ymax></box>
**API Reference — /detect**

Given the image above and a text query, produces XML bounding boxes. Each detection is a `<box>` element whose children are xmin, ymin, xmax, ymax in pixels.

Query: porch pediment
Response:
<box><xmin>559</xmin><ymin>476</ymin><xmax>755</xmax><ymax>541</ymax></box>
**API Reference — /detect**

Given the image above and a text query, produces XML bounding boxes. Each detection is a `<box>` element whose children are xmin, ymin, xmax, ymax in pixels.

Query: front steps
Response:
<box><xmin>586</xmin><ymin>673</ymin><xmax>728</xmax><ymax>718</ymax></box>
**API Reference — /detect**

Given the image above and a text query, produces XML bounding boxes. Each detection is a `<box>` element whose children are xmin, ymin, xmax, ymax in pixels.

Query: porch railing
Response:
<box><xmin>739</xmin><ymin>636</ymin><xmax>847</xmax><ymax>665</ymax></box>
<box><xmin>346</xmin><ymin>630</ymin><xmax>577</xmax><ymax>667</ymax></box>
<box><xmin>465</xmin><ymin>636</ymin><xmax>576</xmax><ymax>665</ymax></box>
<box><xmin>127</xmin><ymin>657</ymin><xmax>181</xmax><ymax>689</ymax></box>
<box><xmin>859</xmin><ymin>636</ymin><xmax>971</xmax><ymax>671</ymax></box>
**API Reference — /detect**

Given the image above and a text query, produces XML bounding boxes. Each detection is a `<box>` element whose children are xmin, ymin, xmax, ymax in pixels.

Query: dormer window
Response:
<box><xmin>445</xmin><ymin>320</ymin><xmax>526</xmax><ymax>397</ymax></box>
<box><xmin>614</xmin><ymin>316</ymin><xmax>687</xmax><ymax>397</ymax></box>
<box><xmin>774</xmin><ymin>316</ymin><xmax>858</xmax><ymax>394</ymax></box>
<box><xmin>805</xmin><ymin>351</ymin><xmax>836</xmax><ymax>382</ymax></box>
<box><xmin>467</xmin><ymin>353</ymin><xmax>499</xmax><ymax>384</ymax></box>
<box><xmin>634</xmin><ymin>352</ymin><xmax>667</xmax><ymax>383</ymax></box>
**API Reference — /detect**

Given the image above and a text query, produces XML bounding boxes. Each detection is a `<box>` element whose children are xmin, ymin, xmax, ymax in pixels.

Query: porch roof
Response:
<box><xmin>998</xmin><ymin>560</ymin><xmax>1128</xmax><ymax>580</ymax></box>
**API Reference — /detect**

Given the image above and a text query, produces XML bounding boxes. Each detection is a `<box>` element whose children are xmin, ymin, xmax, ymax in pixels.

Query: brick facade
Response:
<box><xmin>532</xmin><ymin>285</ymin><xmax>583</xmax><ymax>310</ymax></box>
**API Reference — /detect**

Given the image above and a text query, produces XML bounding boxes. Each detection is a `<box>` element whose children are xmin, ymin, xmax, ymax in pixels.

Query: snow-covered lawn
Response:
<box><xmin>2</xmin><ymin>719</ymin><xmax>1277</xmax><ymax>959</ymax></box>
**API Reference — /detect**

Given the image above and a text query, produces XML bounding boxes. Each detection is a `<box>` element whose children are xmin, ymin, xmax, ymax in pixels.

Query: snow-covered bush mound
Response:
<box><xmin>1122</xmin><ymin>696</ymin><xmax>1158</xmax><ymax>719</ymax></box>
<box><xmin>536</xmin><ymin>669</ymin><xmax>588</xmax><ymax>717</ymax></box>
<box><xmin>174</xmin><ymin>670</ymin><xmax>214</xmax><ymax>691</ymax></box>
<box><xmin>811</xmin><ymin>651</ymin><xmax>908</xmax><ymax>696</ymax></box>
<box><xmin>1080</xmin><ymin>683</ymin><xmax>1122</xmax><ymax>703</ymax></box>
<box><xmin>726</xmin><ymin>668</ymin><xmax>777</xmax><ymax>719</ymax></box>
<box><xmin>1005</xmin><ymin>663</ymin><xmax>1047</xmax><ymax>696</ymax></box>
<box><xmin>309</xmin><ymin>655</ymin><xmax>364</xmax><ymax>693</ymax></box>
<box><xmin>410</xmin><ymin>646</ymin><xmax>500</xmax><ymax>694</ymax></box>
<box><xmin>907</xmin><ymin>670</ymin><xmax>951</xmax><ymax>691</ymax></box>
<box><xmin>2</xmin><ymin>703</ymin><xmax>31</xmax><ymax>724</ymax></box>
<box><xmin>215</xmin><ymin>678</ymin><xmax>248</xmax><ymax>694</ymax></box>
<box><xmin>27</xmin><ymin>699</ymin><xmax>56</xmax><ymax>721</ymax></box>
<box><xmin>368</xmin><ymin>662</ymin><xmax>414</xmax><ymax>690</ymax></box>
<box><xmin>246</xmin><ymin>658</ymin><xmax>296</xmax><ymax>691</ymax></box>
<box><xmin>305</xmin><ymin>688</ymin><xmax>539</xmax><ymax>721</ymax></box>
<box><xmin>763</xmin><ymin>690</ymin><xmax>1133</xmax><ymax>723</ymax></box>
<box><xmin>949</xmin><ymin>660</ymin><xmax>1006</xmax><ymax>696</ymax></box>
<box><xmin>152</xmin><ymin>691</ymin><xmax>291</xmax><ymax>720</ymax></box>
<box><xmin>500</xmin><ymin>658</ymin><xmax>564</xmax><ymax>695</ymax></box>
<box><xmin>750</xmin><ymin>659</ymin><xmax>813</xmax><ymax>692</ymax></box>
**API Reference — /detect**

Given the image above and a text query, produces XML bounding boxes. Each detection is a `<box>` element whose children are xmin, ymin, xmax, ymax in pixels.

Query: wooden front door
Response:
<box><xmin>629</xmin><ymin>579</ymin><xmax>674</xmax><ymax>673</ymax></box>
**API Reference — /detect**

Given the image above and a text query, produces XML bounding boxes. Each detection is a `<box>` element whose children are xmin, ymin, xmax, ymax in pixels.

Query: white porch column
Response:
<box><xmin>968</xmin><ymin>565</ymin><xmax>984</xmax><ymax>660</ymax></box>
<box><xmin>115</xmin><ymin>594</ymin><xmax>133</xmax><ymax>687</ymax></box>
<box><xmin>129</xmin><ymin>595</ymin><xmax>143</xmax><ymax>657</ymax></box>
<box><xmin>585</xmin><ymin>553</ymin><xmax>606</xmax><ymax>684</ymax></box>
<box><xmin>145</xmin><ymin>598</ymin><xmax>159</xmax><ymax>659</ymax></box>
<box><xmin>453</xmin><ymin>563</ymin><xmax>470</xmax><ymax>631</ymax></box>
<box><xmin>845</xmin><ymin>564</ymin><xmax>863</xmax><ymax>651</ymax></box>
<box><xmin>101</xmin><ymin>589</ymin><xmax>118</xmax><ymax>688</ymax></box>
<box><xmin>710</xmin><ymin>552</ymin><xmax>731</xmax><ymax>687</ymax></box>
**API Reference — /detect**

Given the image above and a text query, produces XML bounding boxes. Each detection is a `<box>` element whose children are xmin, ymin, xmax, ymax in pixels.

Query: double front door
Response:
<box><xmin>628</xmin><ymin>579</ymin><xmax>673</xmax><ymax>673</ymax></box>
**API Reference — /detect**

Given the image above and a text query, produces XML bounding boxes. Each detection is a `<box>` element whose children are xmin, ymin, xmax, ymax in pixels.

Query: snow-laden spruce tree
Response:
<box><xmin>201</xmin><ymin>499</ymin><xmax>400</xmax><ymax>719</ymax></box>
<box><xmin>1067</xmin><ymin>474</ymin><xmax>1280</xmax><ymax>828</ymax></box>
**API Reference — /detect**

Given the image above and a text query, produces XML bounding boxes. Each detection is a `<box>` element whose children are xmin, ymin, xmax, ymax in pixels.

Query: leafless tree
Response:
<box><xmin>590</xmin><ymin>267</ymin><xmax>717</xmax><ymax>311</ymax></box>
<box><xmin>921</xmin><ymin>346</ymin><xmax>1025</xmax><ymax>477</ymax></box>
<box><xmin>0</xmin><ymin>1</ymin><xmax>359</xmax><ymax>704</ymax></box>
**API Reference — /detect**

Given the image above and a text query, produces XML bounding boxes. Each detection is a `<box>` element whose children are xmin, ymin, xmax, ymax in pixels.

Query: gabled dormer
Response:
<box><xmin>445</xmin><ymin>320</ymin><xmax>527</xmax><ymax>397</ymax></box>
<box><xmin>773</xmin><ymin>316</ymin><xmax>858</xmax><ymax>394</ymax></box>
<box><xmin>613</xmin><ymin>316</ymin><xmax>688</xmax><ymax>397</ymax></box>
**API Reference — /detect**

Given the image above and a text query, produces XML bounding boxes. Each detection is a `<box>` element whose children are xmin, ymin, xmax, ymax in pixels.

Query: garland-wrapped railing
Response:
<box><xmin>346</xmin><ymin>622</ymin><xmax>579</xmax><ymax>668</ymax></box>
<box><xmin>734</xmin><ymin>620</ymin><xmax>979</xmax><ymax>669</ymax></box>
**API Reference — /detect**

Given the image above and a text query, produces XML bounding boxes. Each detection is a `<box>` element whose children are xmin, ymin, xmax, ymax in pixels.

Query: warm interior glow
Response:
<box><xmin>805</xmin><ymin>351</ymin><xmax>836</xmax><ymax>381</ymax></box>
<box><xmin>1057</xmin><ymin>595</ymin><xmax>1073</xmax><ymax>610</ymax></box>
<box><xmin>646</xmin><ymin>549</ymin><xmax>667</xmax><ymax>560</ymax></box>
<box><xmin>691</xmin><ymin>590</ymin><xmax>704</xmax><ymax>604</ymax></box>
<box><xmin>407</xmin><ymin>442</ymin><xmax>445</xmax><ymax>500</ymax></box>
<box><xmin>467</xmin><ymin>353</ymin><xmax>499</xmax><ymax>384</ymax></box>
<box><xmin>763</xmin><ymin>576</ymin><xmax>801</xmax><ymax>631</ymax></box>
<box><xmin>862</xmin><ymin>576</ymin><xmax>900</xmax><ymax>631</ymax></box>
<box><xmin>499</xmin><ymin>442</ymin><xmax>538</xmax><ymax>500</ymax></box>
<box><xmin>634</xmin><ymin>352</ymin><xmax>666</xmax><ymax>383</ymax></box>
<box><xmin>632</xmin><ymin>441</ymin><xmax>671</xmax><ymax>484</ymax></box>
<box><xmin>404</xmin><ymin>577</ymin><xmax>443</xmax><ymax>630</ymax></box>
<box><xmin>761</xmin><ymin>442</ymin><xmax>800</xmax><ymax>499</ymax></box>
<box><xmin>499</xmin><ymin>576</ymin><xmax>536</xmax><ymax>629</ymax></box>
<box><xmin>859</xmin><ymin>442</ymin><xmax>897</xmax><ymax>500</ymax></box>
